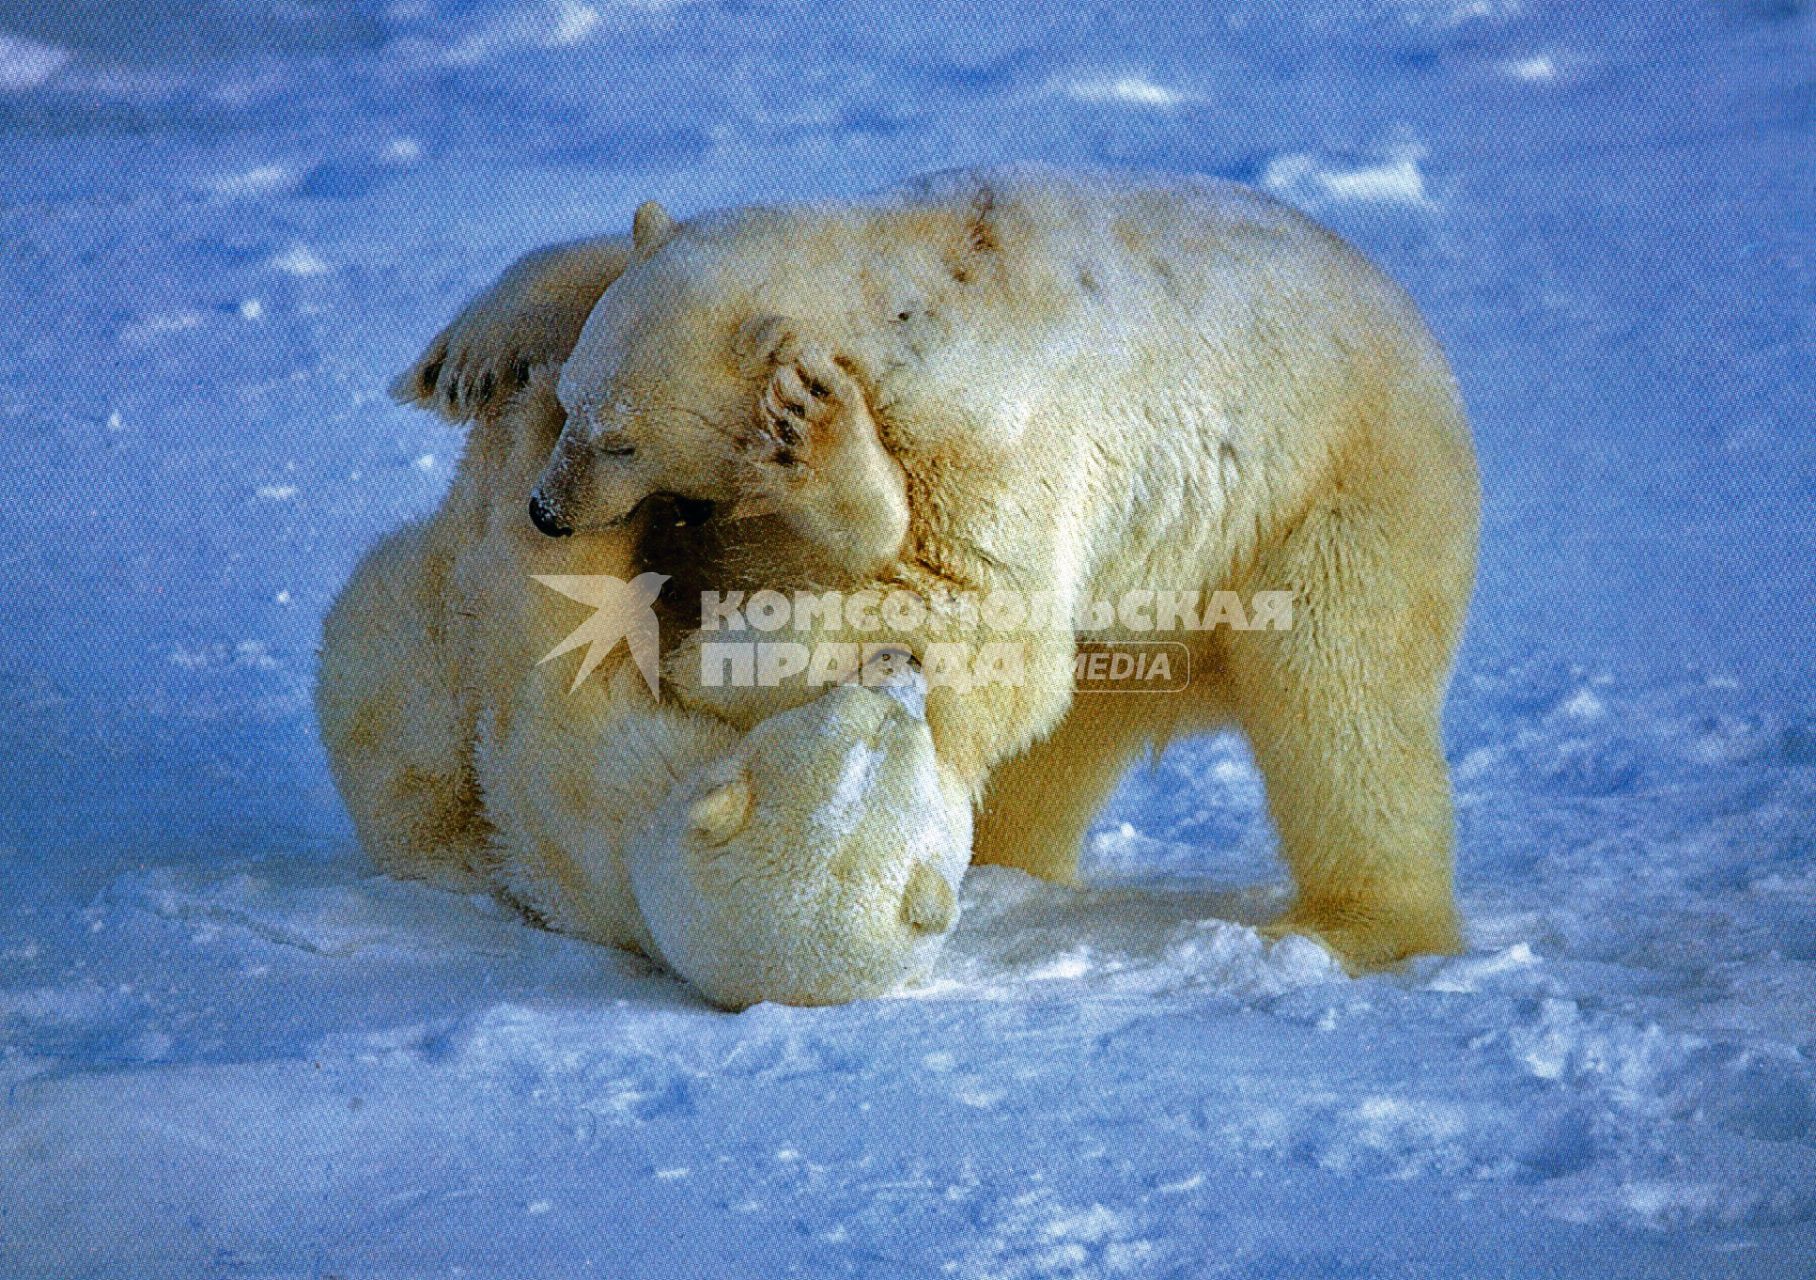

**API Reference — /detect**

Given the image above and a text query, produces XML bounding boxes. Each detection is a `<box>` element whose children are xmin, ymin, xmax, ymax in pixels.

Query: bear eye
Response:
<box><xmin>599</xmin><ymin>441</ymin><xmax>636</xmax><ymax>458</ymax></box>
<box><xmin>894</xmin><ymin>308</ymin><xmax>915</xmax><ymax>323</ymax></box>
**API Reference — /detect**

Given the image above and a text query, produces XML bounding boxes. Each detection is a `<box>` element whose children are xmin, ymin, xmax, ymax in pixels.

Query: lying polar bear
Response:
<box><xmin>325</xmin><ymin>164</ymin><xmax>1479</xmax><ymax>995</ymax></box>
<box><xmin>318</xmin><ymin>251</ymin><xmax>971</xmax><ymax>1007</ymax></box>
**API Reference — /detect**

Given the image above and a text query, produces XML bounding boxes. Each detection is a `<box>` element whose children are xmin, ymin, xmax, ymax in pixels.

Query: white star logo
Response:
<box><xmin>531</xmin><ymin>572</ymin><xmax>669</xmax><ymax>696</ymax></box>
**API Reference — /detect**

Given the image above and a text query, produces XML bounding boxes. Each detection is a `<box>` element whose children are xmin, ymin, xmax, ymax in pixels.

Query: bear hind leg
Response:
<box><xmin>316</xmin><ymin>521</ymin><xmax>493</xmax><ymax>889</ymax></box>
<box><xmin>1224</xmin><ymin>491</ymin><xmax>1470</xmax><ymax>971</ymax></box>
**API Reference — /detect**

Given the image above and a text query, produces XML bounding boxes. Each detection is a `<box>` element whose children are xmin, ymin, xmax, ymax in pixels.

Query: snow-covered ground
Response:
<box><xmin>2</xmin><ymin>1</ymin><xmax>1813</xmax><ymax>1275</ymax></box>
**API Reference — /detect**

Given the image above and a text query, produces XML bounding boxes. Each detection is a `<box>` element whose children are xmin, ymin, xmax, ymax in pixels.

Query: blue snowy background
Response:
<box><xmin>1</xmin><ymin>1</ymin><xmax>1812</xmax><ymax>1275</ymax></box>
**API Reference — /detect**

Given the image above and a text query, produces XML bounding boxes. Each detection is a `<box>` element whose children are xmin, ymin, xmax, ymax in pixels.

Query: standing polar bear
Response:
<box><xmin>523</xmin><ymin>166</ymin><xmax>1480</xmax><ymax>970</ymax></box>
<box><xmin>321</xmin><ymin>164</ymin><xmax>1478</xmax><ymax>1001</ymax></box>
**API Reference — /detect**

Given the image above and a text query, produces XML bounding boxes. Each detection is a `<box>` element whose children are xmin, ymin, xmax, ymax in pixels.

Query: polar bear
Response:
<box><xmin>499</xmin><ymin>165</ymin><xmax>1480</xmax><ymax>971</ymax></box>
<box><xmin>316</xmin><ymin>252</ymin><xmax>972</xmax><ymax>1007</ymax></box>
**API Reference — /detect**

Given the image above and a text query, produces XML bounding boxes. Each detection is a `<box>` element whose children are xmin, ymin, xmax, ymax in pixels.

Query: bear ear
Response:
<box><xmin>631</xmin><ymin>200</ymin><xmax>678</xmax><ymax>261</ymax></box>
<box><xmin>686</xmin><ymin>775</ymin><xmax>752</xmax><ymax>848</ymax></box>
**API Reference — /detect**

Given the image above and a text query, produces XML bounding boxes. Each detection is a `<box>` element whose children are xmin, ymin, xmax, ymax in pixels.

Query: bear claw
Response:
<box><xmin>744</xmin><ymin>348</ymin><xmax>853</xmax><ymax>483</ymax></box>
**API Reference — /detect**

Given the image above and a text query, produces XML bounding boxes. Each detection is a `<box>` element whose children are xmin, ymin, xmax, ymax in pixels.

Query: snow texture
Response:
<box><xmin>0</xmin><ymin>0</ymin><xmax>1812</xmax><ymax>1275</ymax></box>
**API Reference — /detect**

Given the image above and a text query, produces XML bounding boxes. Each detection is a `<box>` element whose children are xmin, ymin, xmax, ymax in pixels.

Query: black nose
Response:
<box><xmin>529</xmin><ymin>491</ymin><xmax>573</xmax><ymax>538</ymax></box>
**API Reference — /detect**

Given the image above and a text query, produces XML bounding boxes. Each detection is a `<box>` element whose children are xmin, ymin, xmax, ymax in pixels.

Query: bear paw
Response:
<box><xmin>1262</xmin><ymin>900</ymin><xmax>1463</xmax><ymax>975</ymax></box>
<box><xmin>391</xmin><ymin>238</ymin><xmax>627</xmax><ymax>422</ymax></box>
<box><xmin>727</xmin><ymin>322</ymin><xmax>909</xmax><ymax>574</ymax></box>
<box><xmin>738</xmin><ymin>344</ymin><xmax>861</xmax><ymax>491</ymax></box>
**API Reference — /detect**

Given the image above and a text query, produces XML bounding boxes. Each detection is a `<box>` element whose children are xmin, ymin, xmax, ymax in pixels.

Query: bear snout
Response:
<box><xmin>528</xmin><ymin>489</ymin><xmax>573</xmax><ymax>538</ymax></box>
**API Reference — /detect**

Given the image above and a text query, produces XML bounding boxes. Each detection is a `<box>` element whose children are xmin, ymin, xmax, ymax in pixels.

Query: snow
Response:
<box><xmin>1</xmin><ymin>0</ymin><xmax>1812</xmax><ymax>1275</ymax></box>
<box><xmin>1262</xmin><ymin>142</ymin><xmax>1437</xmax><ymax>210</ymax></box>
<box><xmin>0</xmin><ymin>31</ymin><xmax>68</xmax><ymax>93</ymax></box>
<box><xmin>1064</xmin><ymin>76</ymin><xmax>1200</xmax><ymax>109</ymax></box>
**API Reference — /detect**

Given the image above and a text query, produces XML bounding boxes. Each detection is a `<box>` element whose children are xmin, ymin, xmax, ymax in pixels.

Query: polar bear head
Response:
<box><xmin>529</xmin><ymin>183</ymin><xmax>1003</xmax><ymax>538</ymax></box>
<box><xmin>627</xmin><ymin>664</ymin><xmax>972</xmax><ymax>1009</ymax></box>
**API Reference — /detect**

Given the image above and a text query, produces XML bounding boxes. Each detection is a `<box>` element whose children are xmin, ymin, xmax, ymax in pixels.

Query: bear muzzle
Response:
<box><xmin>527</xmin><ymin>489</ymin><xmax>573</xmax><ymax>538</ymax></box>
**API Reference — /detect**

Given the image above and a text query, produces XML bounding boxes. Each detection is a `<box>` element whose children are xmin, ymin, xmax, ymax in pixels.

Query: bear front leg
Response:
<box><xmin>972</xmin><ymin>693</ymin><xmax>1163</xmax><ymax>885</ymax></box>
<box><xmin>732</xmin><ymin>337</ymin><xmax>910</xmax><ymax>579</ymax></box>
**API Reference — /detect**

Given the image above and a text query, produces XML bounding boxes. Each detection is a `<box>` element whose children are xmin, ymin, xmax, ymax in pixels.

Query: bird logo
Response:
<box><xmin>531</xmin><ymin>572</ymin><xmax>669</xmax><ymax>696</ymax></box>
